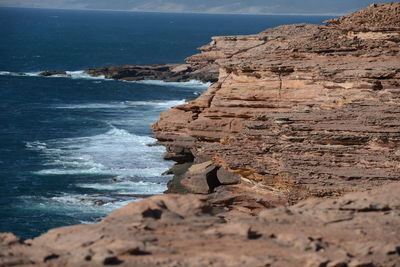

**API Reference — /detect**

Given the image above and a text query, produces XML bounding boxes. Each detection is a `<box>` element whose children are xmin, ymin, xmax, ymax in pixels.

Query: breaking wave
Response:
<box><xmin>134</xmin><ymin>79</ymin><xmax>212</xmax><ymax>88</ymax></box>
<box><xmin>53</xmin><ymin>99</ymin><xmax>186</xmax><ymax>109</ymax></box>
<box><xmin>26</xmin><ymin>127</ymin><xmax>170</xmax><ymax>179</ymax></box>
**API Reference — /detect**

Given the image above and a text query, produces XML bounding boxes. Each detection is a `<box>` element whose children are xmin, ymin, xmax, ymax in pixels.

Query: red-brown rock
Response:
<box><xmin>0</xmin><ymin>183</ymin><xmax>398</xmax><ymax>266</ymax></box>
<box><xmin>153</xmin><ymin>3</ymin><xmax>400</xmax><ymax>200</ymax></box>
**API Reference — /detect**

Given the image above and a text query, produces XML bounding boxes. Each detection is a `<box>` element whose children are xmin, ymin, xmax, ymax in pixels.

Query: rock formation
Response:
<box><xmin>84</xmin><ymin>63</ymin><xmax>218</xmax><ymax>83</ymax></box>
<box><xmin>153</xmin><ymin>2</ymin><xmax>400</xmax><ymax>200</ymax></box>
<box><xmin>38</xmin><ymin>71</ymin><xmax>68</xmax><ymax>77</ymax></box>
<box><xmin>1</xmin><ymin>183</ymin><xmax>399</xmax><ymax>266</ymax></box>
<box><xmin>39</xmin><ymin>63</ymin><xmax>218</xmax><ymax>83</ymax></box>
<box><xmin>1</xmin><ymin>3</ymin><xmax>399</xmax><ymax>267</ymax></box>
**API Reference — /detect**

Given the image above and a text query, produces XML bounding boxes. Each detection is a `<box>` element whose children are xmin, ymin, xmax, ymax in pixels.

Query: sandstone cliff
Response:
<box><xmin>153</xmin><ymin>3</ymin><xmax>400</xmax><ymax>200</ymax></box>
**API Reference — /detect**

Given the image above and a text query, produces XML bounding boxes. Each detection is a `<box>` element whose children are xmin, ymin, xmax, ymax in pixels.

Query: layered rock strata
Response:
<box><xmin>153</xmin><ymin>3</ymin><xmax>400</xmax><ymax>199</ymax></box>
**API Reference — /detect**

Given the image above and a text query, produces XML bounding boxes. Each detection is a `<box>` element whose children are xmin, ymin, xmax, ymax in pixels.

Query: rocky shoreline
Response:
<box><xmin>38</xmin><ymin>62</ymin><xmax>219</xmax><ymax>84</ymax></box>
<box><xmin>1</xmin><ymin>3</ymin><xmax>400</xmax><ymax>267</ymax></box>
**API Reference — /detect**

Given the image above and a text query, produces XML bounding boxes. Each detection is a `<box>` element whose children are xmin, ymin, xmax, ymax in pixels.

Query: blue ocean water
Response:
<box><xmin>0</xmin><ymin>7</ymin><xmax>334</xmax><ymax>239</ymax></box>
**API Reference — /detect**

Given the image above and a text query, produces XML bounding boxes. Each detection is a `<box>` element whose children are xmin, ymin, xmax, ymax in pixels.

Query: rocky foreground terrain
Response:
<box><xmin>2</xmin><ymin>3</ymin><xmax>400</xmax><ymax>267</ymax></box>
<box><xmin>1</xmin><ymin>184</ymin><xmax>399</xmax><ymax>266</ymax></box>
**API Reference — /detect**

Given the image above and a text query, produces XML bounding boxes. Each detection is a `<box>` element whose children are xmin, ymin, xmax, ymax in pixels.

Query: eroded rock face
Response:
<box><xmin>153</xmin><ymin>3</ymin><xmax>400</xmax><ymax>199</ymax></box>
<box><xmin>1</xmin><ymin>183</ymin><xmax>399</xmax><ymax>266</ymax></box>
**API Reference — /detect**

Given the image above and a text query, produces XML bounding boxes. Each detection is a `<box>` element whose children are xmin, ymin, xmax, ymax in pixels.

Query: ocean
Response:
<box><xmin>0</xmin><ymin>7</ymin><xmax>333</xmax><ymax>239</ymax></box>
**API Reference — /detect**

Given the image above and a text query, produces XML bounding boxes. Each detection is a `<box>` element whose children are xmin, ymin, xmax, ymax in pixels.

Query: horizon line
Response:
<box><xmin>0</xmin><ymin>6</ymin><xmax>346</xmax><ymax>17</ymax></box>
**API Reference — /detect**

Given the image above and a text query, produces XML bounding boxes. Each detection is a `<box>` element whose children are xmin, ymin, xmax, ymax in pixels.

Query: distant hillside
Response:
<box><xmin>0</xmin><ymin>0</ymin><xmax>396</xmax><ymax>15</ymax></box>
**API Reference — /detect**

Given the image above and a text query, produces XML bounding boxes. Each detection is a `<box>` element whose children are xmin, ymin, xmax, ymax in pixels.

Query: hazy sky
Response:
<box><xmin>0</xmin><ymin>0</ymin><xmax>395</xmax><ymax>14</ymax></box>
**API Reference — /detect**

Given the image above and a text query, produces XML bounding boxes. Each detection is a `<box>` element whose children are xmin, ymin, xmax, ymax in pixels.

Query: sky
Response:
<box><xmin>0</xmin><ymin>0</ymin><xmax>396</xmax><ymax>15</ymax></box>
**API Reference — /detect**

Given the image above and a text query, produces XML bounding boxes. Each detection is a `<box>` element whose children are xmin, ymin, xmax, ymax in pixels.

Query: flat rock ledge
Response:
<box><xmin>1</xmin><ymin>183</ymin><xmax>399</xmax><ymax>266</ymax></box>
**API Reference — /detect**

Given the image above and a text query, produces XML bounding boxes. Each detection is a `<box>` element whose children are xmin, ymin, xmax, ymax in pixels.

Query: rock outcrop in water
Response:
<box><xmin>1</xmin><ymin>3</ymin><xmax>400</xmax><ymax>267</ymax></box>
<box><xmin>39</xmin><ymin>63</ymin><xmax>218</xmax><ymax>83</ymax></box>
<box><xmin>84</xmin><ymin>63</ymin><xmax>219</xmax><ymax>83</ymax></box>
<box><xmin>38</xmin><ymin>71</ymin><xmax>68</xmax><ymax>77</ymax></box>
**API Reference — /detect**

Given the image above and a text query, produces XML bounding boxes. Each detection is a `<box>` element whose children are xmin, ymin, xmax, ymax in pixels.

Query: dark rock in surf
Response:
<box><xmin>84</xmin><ymin>63</ymin><xmax>218</xmax><ymax>83</ymax></box>
<box><xmin>38</xmin><ymin>71</ymin><xmax>68</xmax><ymax>77</ymax></box>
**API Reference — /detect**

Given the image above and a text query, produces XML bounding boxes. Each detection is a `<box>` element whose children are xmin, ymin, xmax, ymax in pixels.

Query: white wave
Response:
<box><xmin>50</xmin><ymin>194</ymin><xmax>134</xmax><ymax>215</ymax></box>
<box><xmin>0</xmin><ymin>71</ymin><xmax>26</xmax><ymax>77</ymax></box>
<box><xmin>65</xmin><ymin>70</ymin><xmax>108</xmax><ymax>80</ymax></box>
<box><xmin>53</xmin><ymin>99</ymin><xmax>186</xmax><ymax>110</ymax></box>
<box><xmin>123</xmin><ymin>99</ymin><xmax>186</xmax><ymax>107</ymax></box>
<box><xmin>0</xmin><ymin>70</ymin><xmax>108</xmax><ymax>80</ymax></box>
<box><xmin>134</xmin><ymin>79</ymin><xmax>211</xmax><ymax>88</ymax></box>
<box><xmin>20</xmin><ymin>194</ymin><xmax>135</xmax><ymax>217</ymax></box>
<box><xmin>26</xmin><ymin>127</ymin><xmax>173</xmax><ymax>180</ymax></box>
<box><xmin>0</xmin><ymin>71</ymin><xmax>49</xmax><ymax>77</ymax></box>
<box><xmin>51</xmin><ymin>194</ymin><xmax>118</xmax><ymax>206</ymax></box>
<box><xmin>25</xmin><ymin>71</ymin><xmax>45</xmax><ymax>76</ymax></box>
<box><xmin>77</xmin><ymin>180</ymin><xmax>166</xmax><ymax>194</ymax></box>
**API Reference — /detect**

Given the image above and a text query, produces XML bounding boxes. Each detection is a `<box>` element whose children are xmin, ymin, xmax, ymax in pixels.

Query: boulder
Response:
<box><xmin>180</xmin><ymin>161</ymin><xmax>220</xmax><ymax>194</ymax></box>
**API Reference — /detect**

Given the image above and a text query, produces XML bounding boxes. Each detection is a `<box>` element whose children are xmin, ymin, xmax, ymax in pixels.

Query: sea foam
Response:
<box><xmin>133</xmin><ymin>79</ymin><xmax>212</xmax><ymax>88</ymax></box>
<box><xmin>26</xmin><ymin>127</ymin><xmax>172</xmax><ymax>179</ymax></box>
<box><xmin>77</xmin><ymin>180</ymin><xmax>166</xmax><ymax>194</ymax></box>
<box><xmin>25</xmin><ymin>125</ymin><xmax>172</xmax><ymax>214</ymax></box>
